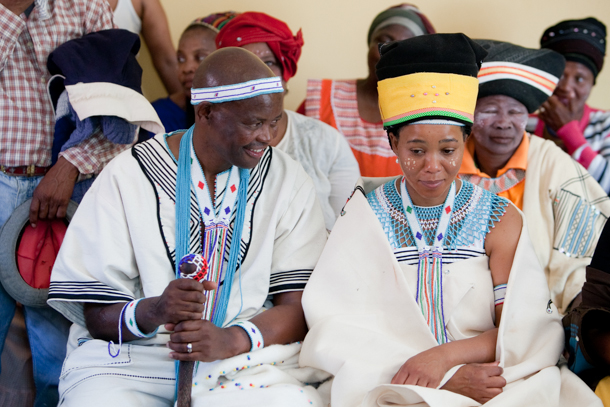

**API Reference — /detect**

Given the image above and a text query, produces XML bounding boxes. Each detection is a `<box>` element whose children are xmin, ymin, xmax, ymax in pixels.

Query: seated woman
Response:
<box><xmin>459</xmin><ymin>39</ymin><xmax>610</xmax><ymax>315</ymax></box>
<box><xmin>527</xmin><ymin>18</ymin><xmax>610</xmax><ymax>193</ymax></box>
<box><xmin>300</xmin><ymin>33</ymin><xmax>601</xmax><ymax>406</ymax></box>
<box><xmin>216</xmin><ymin>12</ymin><xmax>360</xmax><ymax>230</ymax></box>
<box><xmin>151</xmin><ymin>12</ymin><xmax>237</xmax><ymax>133</ymax></box>
<box><xmin>297</xmin><ymin>4</ymin><xmax>435</xmax><ymax>177</ymax></box>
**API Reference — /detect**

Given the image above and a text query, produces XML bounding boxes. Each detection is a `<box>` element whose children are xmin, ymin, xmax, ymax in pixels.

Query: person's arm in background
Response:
<box><xmin>327</xmin><ymin>127</ymin><xmax>360</xmax><ymax>224</ymax></box>
<box><xmin>540</xmin><ymin>96</ymin><xmax>610</xmax><ymax>193</ymax></box>
<box><xmin>29</xmin><ymin>0</ymin><xmax>118</xmax><ymax>227</ymax></box>
<box><xmin>140</xmin><ymin>0</ymin><xmax>181</xmax><ymax>94</ymax></box>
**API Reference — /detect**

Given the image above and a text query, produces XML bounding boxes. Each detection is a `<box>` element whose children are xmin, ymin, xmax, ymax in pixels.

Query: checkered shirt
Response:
<box><xmin>0</xmin><ymin>0</ymin><xmax>130</xmax><ymax>175</ymax></box>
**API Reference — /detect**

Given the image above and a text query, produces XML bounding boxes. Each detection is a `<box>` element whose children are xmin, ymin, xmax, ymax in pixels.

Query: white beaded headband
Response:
<box><xmin>191</xmin><ymin>77</ymin><xmax>284</xmax><ymax>105</ymax></box>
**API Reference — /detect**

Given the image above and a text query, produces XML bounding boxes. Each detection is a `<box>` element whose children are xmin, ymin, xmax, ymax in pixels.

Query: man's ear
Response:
<box><xmin>195</xmin><ymin>102</ymin><xmax>213</xmax><ymax>124</ymax></box>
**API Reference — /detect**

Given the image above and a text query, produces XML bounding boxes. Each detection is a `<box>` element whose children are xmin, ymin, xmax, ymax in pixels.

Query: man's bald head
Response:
<box><xmin>193</xmin><ymin>47</ymin><xmax>276</xmax><ymax>89</ymax></box>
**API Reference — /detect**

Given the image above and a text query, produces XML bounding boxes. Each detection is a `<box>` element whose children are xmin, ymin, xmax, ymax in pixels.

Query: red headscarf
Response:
<box><xmin>216</xmin><ymin>12</ymin><xmax>304</xmax><ymax>82</ymax></box>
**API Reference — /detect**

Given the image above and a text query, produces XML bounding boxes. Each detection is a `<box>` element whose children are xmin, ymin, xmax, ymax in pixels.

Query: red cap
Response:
<box><xmin>17</xmin><ymin>220</ymin><xmax>67</xmax><ymax>289</ymax></box>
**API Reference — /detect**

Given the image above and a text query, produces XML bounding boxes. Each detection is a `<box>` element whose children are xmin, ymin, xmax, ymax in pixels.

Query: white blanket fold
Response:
<box><xmin>300</xmin><ymin>185</ymin><xmax>601</xmax><ymax>407</ymax></box>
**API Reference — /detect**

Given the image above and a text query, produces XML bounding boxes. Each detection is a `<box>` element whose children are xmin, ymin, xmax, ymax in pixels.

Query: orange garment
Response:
<box><xmin>303</xmin><ymin>79</ymin><xmax>402</xmax><ymax>177</ymax></box>
<box><xmin>595</xmin><ymin>376</ymin><xmax>610</xmax><ymax>407</ymax></box>
<box><xmin>459</xmin><ymin>134</ymin><xmax>529</xmax><ymax>209</ymax></box>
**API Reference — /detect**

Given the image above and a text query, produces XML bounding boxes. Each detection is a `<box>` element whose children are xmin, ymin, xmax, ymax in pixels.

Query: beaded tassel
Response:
<box><xmin>416</xmin><ymin>248</ymin><xmax>448</xmax><ymax>344</ymax></box>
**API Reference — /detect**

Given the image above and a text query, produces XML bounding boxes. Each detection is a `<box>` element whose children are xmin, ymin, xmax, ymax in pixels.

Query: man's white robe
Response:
<box><xmin>48</xmin><ymin>134</ymin><xmax>329</xmax><ymax>406</ymax></box>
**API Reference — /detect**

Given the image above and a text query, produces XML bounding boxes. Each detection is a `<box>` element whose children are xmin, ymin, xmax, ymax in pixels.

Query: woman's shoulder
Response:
<box><xmin>366</xmin><ymin>178</ymin><xmax>399</xmax><ymax>205</ymax></box>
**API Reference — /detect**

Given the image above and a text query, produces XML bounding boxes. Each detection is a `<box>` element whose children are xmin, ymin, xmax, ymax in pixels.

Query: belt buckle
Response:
<box><xmin>27</xmin><ymin>164</ymin><xmax>35</xmax><ymax>177</ymax></box>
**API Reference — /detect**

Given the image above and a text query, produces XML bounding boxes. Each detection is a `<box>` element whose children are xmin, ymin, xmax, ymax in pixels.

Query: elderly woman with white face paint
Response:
<box><xmin>300</xmin><ymin>34</ymin><xmax>602</xmax><ymax>407</ymax></box>
<box><xmin>459</xmin><ymin>40</ymin><xmax>610</xmax><ymax>316</ymax></box>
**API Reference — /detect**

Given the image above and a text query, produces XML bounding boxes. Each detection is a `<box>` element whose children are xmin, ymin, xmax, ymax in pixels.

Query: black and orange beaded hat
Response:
<box><xmin>476</xmin><ymin>39</ymin><xmax>565</xmax><ymax>113</ymax></box>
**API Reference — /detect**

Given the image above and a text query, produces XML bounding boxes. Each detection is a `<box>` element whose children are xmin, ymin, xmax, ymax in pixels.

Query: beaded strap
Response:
<box><xmin>124</xmin><ymin>299</ymin><xmax>159</xmax><ymax>338</ymax></box>
<box><xmin>191</xmin><ymin>77</ymin><xmax>283</xmax><ymax>104</ymax></box>
<box><xmin>230</xmin><ymin>321</ymin><xmax>264</xmax><ymax>352</ymax></box>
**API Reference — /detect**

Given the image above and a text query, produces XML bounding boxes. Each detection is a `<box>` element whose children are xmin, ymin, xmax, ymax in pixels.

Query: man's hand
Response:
<box><xmin>144</xmin><ymin>279</ymin><xmax>217</xmax><ymax>329</ymax></box>
<box><xmin>539</xmin><ymin>95</ymin><xmax>581</xmax><ymax>132</ymax></box>
<box><xmin>166</xmin><ymin>321</ymin><xmax>250</xmax><ymax>362</ymax></box>
<box><xmin>441</xmin><ymin>362</ymin><xmax>506</xmax><ymax>404</ymax></box>
<box><xmin>29</xmin><ymin>157</ymin><xmax>79</xmax><ymax>227</ymax></box>
<box><xmin>391</xmin><ymin>347</ymin><xmax>451</xmax><ymax>388</ymax></box>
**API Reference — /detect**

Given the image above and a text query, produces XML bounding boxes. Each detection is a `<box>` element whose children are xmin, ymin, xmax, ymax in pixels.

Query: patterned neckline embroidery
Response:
<box><xmin>367</xmin><ymin>179</ymin><xmax>508</xmax><ymax>252</ymax></box>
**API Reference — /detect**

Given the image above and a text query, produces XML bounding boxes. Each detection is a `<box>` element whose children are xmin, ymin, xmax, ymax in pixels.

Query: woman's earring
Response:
<box><xmin>396</xmin><ymin>158</ymin><xmax>399</xmax><ymax>163</ymax></box>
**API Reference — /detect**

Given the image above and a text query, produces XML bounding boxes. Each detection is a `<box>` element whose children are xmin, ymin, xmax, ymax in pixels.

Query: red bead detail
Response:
<box><xmin>445</xmin><ymin>205</ymin><xmax>451</xmax><ymax>214</ymax></box>
<box><xmin>198</xmin><ymin>181</ymin><xmax>204</xmax><ymax>189</ymax></box>
<box><xmin>230</xmin><ymin>184</ymin><xmax>236</xmax><ymax>193</ymax></box>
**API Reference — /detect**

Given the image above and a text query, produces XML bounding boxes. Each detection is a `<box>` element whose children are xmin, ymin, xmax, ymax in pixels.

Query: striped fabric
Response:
<box><xmin>305</xmin><ymin>79</ymin><xmax>394</xmax><ymax>159</ymax></box>
<box><xmin>269</xmin><ymin>269</ymin><xmax>314</xmax><ymax>294</ymax></box>
<box><xmin>191</xmin><ymin>77</ymin><xmax>283</xmax><ymax>104</ymax></box>
<box><xmin>493</xmin><ymin>284</ymin><xmax>507</xmax><ymax>306</ymax></box>
<box><xmin>530</xmin><ymin>105</ymin><xmax>610</xmax><ymax>194</ymax></box>
<box><xmin>48</xmin><ymin>280</ymin><xmax>133</xmax><ymax>304</ymax></box>
<box><xmin>479</xmin><ymin>61</ymin><xmax>559</xmax><ymax>96</ymax></box>
<box><xmin>394</xmin><ymin>246</ymin><xmax>486</xmax><ymax>265</ymax></box>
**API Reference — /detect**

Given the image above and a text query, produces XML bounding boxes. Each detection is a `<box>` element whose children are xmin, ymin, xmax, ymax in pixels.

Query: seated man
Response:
<box><xmin>300</xmin><ymin>33</ymin><xmax>601</xmax><ymax>407</ymax></box>
<box><xmin>459</xmin><ymin>40</ymin><xmax>610</xmax><ymax>314</ymax></box>
<box><xmin>47</xmin><ymin>48</ymin><xmax>328</xmax><ymax>407</ymax></box>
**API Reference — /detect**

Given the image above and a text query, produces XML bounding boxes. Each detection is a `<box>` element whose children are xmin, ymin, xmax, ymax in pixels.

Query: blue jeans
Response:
<box><xmin>0</xmin><ymin>172</ymin><xmax>72</xmax><ymax>407</ymax></box>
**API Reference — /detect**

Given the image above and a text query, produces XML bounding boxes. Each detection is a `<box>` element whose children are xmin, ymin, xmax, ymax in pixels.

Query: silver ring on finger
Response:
<box><xmin>187</xmin><ymin>343</ymin><xmax>193</xmax><ymax>353</ymax></box>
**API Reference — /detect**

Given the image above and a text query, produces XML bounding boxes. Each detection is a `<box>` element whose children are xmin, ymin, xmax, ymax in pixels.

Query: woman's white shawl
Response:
<box><xmin>299</xmin><ymin>182</ymin><xmax>601</xmax><ymax>407</ymax></box>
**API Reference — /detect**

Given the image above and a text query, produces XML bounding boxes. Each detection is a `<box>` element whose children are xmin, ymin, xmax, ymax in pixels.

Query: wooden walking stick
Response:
<box><xmin>177</xmin><ymin>254</ymin><xmax>209</xmax><ymax>407</ymax></box>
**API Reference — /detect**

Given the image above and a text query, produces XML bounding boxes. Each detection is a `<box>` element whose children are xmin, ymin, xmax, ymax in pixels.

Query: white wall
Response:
<box><xmin>139</xmin><ymin>0</ymin><xmax>610</xmax><ymax>111</ymax></box>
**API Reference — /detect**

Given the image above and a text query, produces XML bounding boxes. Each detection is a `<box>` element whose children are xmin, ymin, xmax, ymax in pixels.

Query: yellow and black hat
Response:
<box><xmin>376</xmin><ymin>33</ymin><xmax>487</xmax><ymax>128</ymax></box>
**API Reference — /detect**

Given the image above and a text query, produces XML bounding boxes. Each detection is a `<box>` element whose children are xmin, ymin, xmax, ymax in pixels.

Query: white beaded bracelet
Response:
<box><xmin>124</xmin><ymin>298</ymin><xmax>159</xmax><ymax>338</ymax></box>
<box><xmin>229</xmin><ymin>320</ymin><xmax>264</xmax><ymax>352</ymax></box>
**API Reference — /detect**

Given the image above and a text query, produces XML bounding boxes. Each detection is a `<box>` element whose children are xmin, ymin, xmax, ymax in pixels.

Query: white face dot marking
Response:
<box><xmin>402</xmin><ymin>157</ymin><xmax>416</xmax><ymax>170</ymax></box>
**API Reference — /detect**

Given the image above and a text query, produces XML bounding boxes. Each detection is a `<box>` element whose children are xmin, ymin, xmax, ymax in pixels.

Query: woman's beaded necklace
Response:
<box><xmin>400</xmin><ymin>177</ymin><xmax>456</xmax><ymax>344</ymax></box>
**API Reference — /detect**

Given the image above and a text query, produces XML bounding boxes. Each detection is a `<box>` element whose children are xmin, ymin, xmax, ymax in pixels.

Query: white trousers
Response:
<box><xmin>58</xmin><ymin>339</ymin><xmax>328</xmax><ymax>407</ymax></box>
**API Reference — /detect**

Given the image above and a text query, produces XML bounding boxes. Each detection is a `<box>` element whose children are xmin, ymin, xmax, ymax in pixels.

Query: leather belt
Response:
<box><xmin>0</xmin><ymin>164</ymin><xmax>50</xmax><ymax>177</ymax></box>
